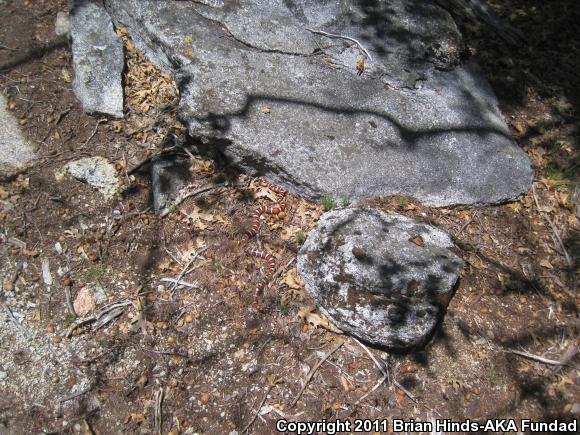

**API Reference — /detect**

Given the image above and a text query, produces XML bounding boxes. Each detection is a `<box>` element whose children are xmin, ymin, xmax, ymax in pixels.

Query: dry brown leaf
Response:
<box><xmin>22</xmin><ymin>248</ymin><xmax>39</xmax><ymax>257</ymax></box>
<box><xmin>399</xmin><ymin>363</ymin><xmax>419</xmax><ymax>374</ymax></box>
<box><xmin>540</xmin><ymin>259</ymin><xmax>554</xmax><ymax>269</ymax></box>
<box><xmin>282</xmin><ymin>268</ymin><xmax>303</xmax><ymax>289</ymax></box>
<box><xmin>281</xmin><ymin>288</ymin><xmax>308</xmax><ymax>305</ymax></box>
<box><xmin>297</xmin><ymin>306</ymin><xmax>340</xmax><ymax>333</ymax></box>
<box><xmin>157</xmin><ymin>259</ymin><xmax>173</xmax><ymax>272</ymax></box>
<box><xmin>411</xmin><ymin>235</ymin><xmax>424</xmax><ymax>246</ymax></box>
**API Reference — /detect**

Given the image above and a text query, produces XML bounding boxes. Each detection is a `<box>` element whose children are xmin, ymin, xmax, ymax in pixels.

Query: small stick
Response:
<box><xmin>160</xmin><ymin>278</ymin><xmax>199</xmax><ymax>289</ymax></box>
<box><xmin>160</xmin><ymin>184</ymin><xmax>224</xmax><ymax>217</ymax></box>
<box><xmin>355</xmin><ymin>374</ymin><xmax>388</xmax><ymax>405</ymax></box>
<box><xmin>305</xmin><ymin>28</ymin><xmax>373</xmax><ymax>61</ymax></box>
<box><xmin>64</xmin><ymin>285</ymin><xmax>77</xmax><ymax>317</ymax></box>
<box><xmin>508</xmin><ymin>349</ymin><xmax>579</xmax><ymax>369</ymax></box>
<box><xmin>59</xmin><ymin>387</ymin><xmax>92</xmax><ymax>403</ymax></box>
<box><xmin>393</xmin><ymin>380</ymin><xmax>418</xmax><ymax>403</ymax></box>
<box><xmin>126</xmin><ymin>146</ymin><xmax>177</xmax><ymax>175</ymax></box>
<box><xmin>241</xmin><ymin>384</ymin><xmax>274</xmax><ymax>434</ymax></box>
<box><xmin>163</xmin><ymin>246</ymin><xmax>184</xmax><ymax>268</ymax></box>
<box><xmin>65</xmin><ymin>316</ymin><xmax>96</xmax><ymax>338</ymax></box>
<box><xmin>352</xmin><ymin>337</ymin><xmax>387</xmax><ymax>377</ymax></box>
<box><xmin>291</xmin><ymin>341</ymin><xmax>344</xmax><ymax>406</ymax></box>
<box><xmin>80</xmin><ymin>118</ymin><xmax>107</xmax><ymax>148</ymax></box>
<box><xmin>532</xmin><ymin>183</ymin><xmax>572</xmax><ymax>266</ymax></box>
<box><xmin>168</xmin><ymin>247</ymin><xmax>207</xmax><ymax>294</ymax></box>
<box><xmin>154</xmin><ymin>388</ymin><xmax>164</xmax><ymax>435</ymax></box>
<box><xmin>457</xmin><ymin>211</ymin><xmax>478</xmax><ymax>236</ymax></box>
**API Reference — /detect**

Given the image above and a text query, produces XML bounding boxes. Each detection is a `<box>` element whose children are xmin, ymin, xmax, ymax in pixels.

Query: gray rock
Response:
<box><xmin>70</xmin><ymin>0</ymin><xmax>124</xmax><ymax>118</ymax></box>
<box><xmin>55</xmin><ymin>11</ymin><xmax>70</xmax><ymax>36</ymax></box>
<box><xmin>103</xmin><ymin>0</ymin><xmax>533</xmax><ymax>206</ymax></box>
<box><xmin>150</xmin><ymin>155</ymin><xmax>190</xmax><ymax>214</ymax></box>
<box><xmin>0</xmin><ymin>94</ymin><xmax>36</xmax><ymax>178</ymax></box>
<box><xmin>297</xmin><ymin>208</ymin><xmax>464</xmax><ymax>349</ymax></box>
<box><xmin>56</xmin><ymin>156</ymin><xmax>120</xmax><ymax>200</ymax></box>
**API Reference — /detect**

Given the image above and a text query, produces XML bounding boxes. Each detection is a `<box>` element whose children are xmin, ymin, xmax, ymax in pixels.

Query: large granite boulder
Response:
<box><xmin>70</xmin><ymin>0</ymin><xmax>124</xmax><ymax>118</ymax></box>
<box><xmin>297</xmin><ymin>208</ymin><xmax>464</xmax><ymax>349</ymax></box>
<box><xmin>102</xmin><ymin>0</ymin><xmax>533</xmax><ymax>206</ymax></box>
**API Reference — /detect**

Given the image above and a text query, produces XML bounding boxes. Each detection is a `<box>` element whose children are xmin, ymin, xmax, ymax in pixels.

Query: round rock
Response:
<box><xmin>297</xmin><ymin>208</ymin><xmax>464</xmax><ymax>350</ymax></box>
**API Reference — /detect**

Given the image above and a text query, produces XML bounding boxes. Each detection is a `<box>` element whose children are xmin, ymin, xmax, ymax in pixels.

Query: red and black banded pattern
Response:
<box><xmin>246</xmin><ymin>248</ymin><xmax>276</xmax><ymax>310</ymax></box>
<box><xmin>246</xmin><ymin>178</ymin><xmax>288</xmax><ymax>238</ymax></box>
<box><xmin>245</xmin><ymin>177</ymin><xmax>288</xmax><ymax>310</ymax></box>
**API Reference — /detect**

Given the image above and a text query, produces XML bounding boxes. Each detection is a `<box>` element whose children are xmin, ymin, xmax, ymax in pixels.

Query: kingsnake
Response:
<box><xmin>246</xmin><ymin>177</ymin><xmax>287</xmax><ymax>310</ymax></box>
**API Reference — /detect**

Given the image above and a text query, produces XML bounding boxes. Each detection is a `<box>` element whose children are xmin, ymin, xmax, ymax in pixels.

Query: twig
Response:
<box><xmin>126</xmin><ymin>146</ymin><xmax>177</xmax><ymax>175</ymax></box>
<box><xmin>532</xmin><ymin>183</ymin><xmax>572</xmax><ymax>266</ymax></box>
<box><xmin>64</xmin><ymin>286</ymin><xmax>77</xmax><ymax>317</ymax></box>
<box><xmin>64</xmin><ymin>300</ymin><xmax>132</xmax><ymax>337</ymax></box>
<box><xmin>272</xmin><ymin>257</ymin><xmax>296</xmax><ymax>282</ymax></box>
<box><xmin>154</xmin><ymin>388</ymin><xmax>164</xmax><ymax>435</ymax></box>
<box><xmin>59</xmin><ymin>387</ymin><xmax>92</xmax><ymax>403</ymax></box>
<box><xmin>457</xmin><ymin>211</ymin><xmax>478</xmax><ymax>236</ymax></box>
<box><xmin>352</xmin><ymin>337</ymin><xmax>387</xmax><ymax>377</ymax></box>
<box><xmin>65</xmin><ymin>316</ymin><xmax>96</xmax><ymax>338</ymax></box>
<box><xmin>393</xmin><ymin>380</ymin><xmax>418</xmax><ymax>403</ymax></box>
<box><xmin>168</xmin><ymin>247</ymin><xmax>207</xmax><ymax>294</ymax></box>
<box><xmin>305</xmin><ymin>28</ymin><xmax>373</xmax><ymax>61</ymax></box>
<box><xmin>355</xmin><ymin>374</ymin><xmax>388</xmax><ymax>405</ymax></box>
<box><xmin>160</xmin><ymin>184</ymin><xmax>224</xmax><ymax>217</ymax></box>
<box><xmin>291</xmin><ymin>341</ymin><xmax>344</xmax><ymax>406</ymax></box>
<box><xmin>80</xmin><ymin>118</ymin><xmax>107</xmax><ymax>149</ymax></box>
<box><xmin>0</xmin><ymin>44</ymin><xmax>17</xmax><ymax>51</ymax></box>
<box><xmin>241</xmin><ymin>384</ymin><xmax>273</xmax><ymax>434</ymax></box>
<box><xmin>508</xmin><ymin>349</ymin><xmax>579</xmax><ymax>369</ymax></box>
<box><xmin>163</xmin><ymin>246</ymin><xmax>184</xmax><ymax>268</ymax></box>
<box><xmin>160</xmin><ymin>278</ymin><xmax>199</xmax><ymax>289</ymax></box>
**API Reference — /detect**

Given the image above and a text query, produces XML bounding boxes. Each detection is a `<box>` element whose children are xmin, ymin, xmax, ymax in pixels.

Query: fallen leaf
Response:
<box><xmin>399</xmin><ymin>363</ymin><xmax>418</xmax><ymax>374</ymax></box>
<box><xmin>22</xmin><ymin>248</ymin><xmax>39</xmax><ymax>257</ymax></box>
<box><xmin>411</xmin><ymin>235</ymin><xmax>424</xmax><ymax>246</ymax></box>
<box><xmin>282</xmin><ymin>268</ymin><xmax>303</xmax><ymax>289</ymax></box>
<box><xmin>297</xmin><ymin>306</ymin><xmax>340</xmax><ymax>332</ymax></box>
<box><xmin>540</xmin><ymin>259</ymin><xmax>554</xmax><ymax>269</ymax></box>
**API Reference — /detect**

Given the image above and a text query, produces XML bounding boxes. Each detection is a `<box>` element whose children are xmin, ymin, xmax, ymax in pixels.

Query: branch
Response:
<box><xmin>306</xmin><ymin>28</ymin><xmax>373</xmax><ymax>61</ymax></box>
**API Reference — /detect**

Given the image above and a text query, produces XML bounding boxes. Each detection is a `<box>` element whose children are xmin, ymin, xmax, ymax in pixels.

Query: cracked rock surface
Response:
<box><xmin>297</xmin><ymin>208</ymin><xmax>464</xmax><ymax>349</ymax></box>
<box><xmin>70</xmin><ymin>0</ymin><xmax>124</xmax><ymax>118</ymax></box>
<box><xmin>103</xmin><ymin>0</ymin><xmax>533</xmax><ymax>206</ymax></box>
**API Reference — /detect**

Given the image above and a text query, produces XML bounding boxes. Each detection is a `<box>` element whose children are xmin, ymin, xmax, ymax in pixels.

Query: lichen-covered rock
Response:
<box><xmin>56</xmin><ymin>156</ymin><xmax>120</xmax><ymax>200</ymax></box>
<box><xmin>297</xmin><ymin>208</ymin><xmax>464</xmax><ymax>349</ymax></box>
<box><xmin>70</xmin><ymin>0</ymin><xmax>124</xmax><ymax>118</ymax></box>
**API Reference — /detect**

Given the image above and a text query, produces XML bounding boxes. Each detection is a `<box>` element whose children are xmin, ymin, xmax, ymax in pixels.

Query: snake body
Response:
<box><xmin>246</xmin><ymin>178</ymin><xmax>287</xmax><ymax>309</ymax></box>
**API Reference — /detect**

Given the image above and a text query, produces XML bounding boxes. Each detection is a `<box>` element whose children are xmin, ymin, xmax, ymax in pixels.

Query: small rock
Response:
<box><xmin>55</xmin><ymin>11</ymin><xmax>70</xmax><ymax>36</ymax></box>
<box><xmin>298</xmin><ymin>208</ymin><xmax>464</xmax><ymax>350</ymax></box>
<box><xmin>57</xmin><ymin>157</ymin><xmax>120</xmax><ymax>200</ymax></box>
<box><xmin>73</xmin><ymin>286</ymin><xmax>96</xmax><ymax>316</ymax></box>
<box><xmin>0</xmin><ymin>371</ymin><xmax>7</xmax><ymax>382</ymax></box>
<box><xmin>93</xmin><ymin>284</ymin><xmax>107</xmax><ymax>305</ymax></box>
<box><xmin>150</xmin><ymin>155</ymin><xmax>190</xmax><ymax>214</ymax></box>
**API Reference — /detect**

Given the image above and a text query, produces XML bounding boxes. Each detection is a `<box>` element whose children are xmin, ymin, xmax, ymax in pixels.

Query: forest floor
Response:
<box><xmin>0</xmin><ymin>0</ymin><xmax>578</xmax><ymax>434</ymax></box>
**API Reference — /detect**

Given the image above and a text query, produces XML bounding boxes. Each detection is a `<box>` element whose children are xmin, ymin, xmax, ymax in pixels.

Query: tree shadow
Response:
<box><xmin>0</xmin><ymin>35</ymin><xmax>68</xmax><ymax>71</ymax></box>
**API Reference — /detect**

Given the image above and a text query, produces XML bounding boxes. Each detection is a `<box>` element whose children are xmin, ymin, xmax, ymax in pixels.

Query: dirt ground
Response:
<box><xmin>0</xmin><ymin>0</ymin><xmax>578</xmax><ymax>434</ymax></box>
